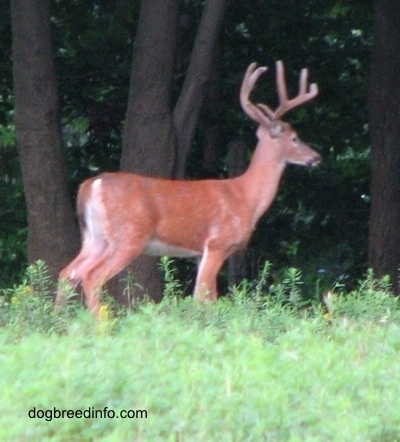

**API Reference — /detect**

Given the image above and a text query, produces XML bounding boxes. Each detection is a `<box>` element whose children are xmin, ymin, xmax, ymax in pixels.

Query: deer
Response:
<box><xmin>55</xmin><ymin>60</ymin><xmax>321</xmax><ymax>316</ymax></box>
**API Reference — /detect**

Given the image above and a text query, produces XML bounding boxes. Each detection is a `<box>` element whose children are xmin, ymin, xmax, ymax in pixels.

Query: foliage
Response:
<box><xmin>0</xmin><ymin>2</ymin><xmax>27</xmax><ymax>288</ymax></box>
<box><xmin>2</xmin><ymin>258</ymin><xmax>398</xmax><ymax>339</ymax></box>
<box><xmin>1</xmin><ymin>262</ymin><xmax>400</xmax><ymax>440</ymax></box>
<box><xmin>327</xmin><ymin>269</ymin><xmax>399</xmax><ymax>322</ymax></box>
<box><xmin>158</xmin><ymin>256</ymin><xmax>185</xmax><ymax>299</ymax></box>
<box><xmin>52</xmin><ymin>0</ymin><xmax>139</xmax><ymax>183</ymax></box>
<box><xmin>0</xmin><ymin>261</ymin><xmax>75</xmax><ymax>335</ymax></box>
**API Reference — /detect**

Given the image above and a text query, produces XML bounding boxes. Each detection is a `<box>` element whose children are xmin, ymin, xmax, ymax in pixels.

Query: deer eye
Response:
<box><xmin>291</xmin><ymin>135</ymin><xmax>299</xmax><ymax>143</ymax></box>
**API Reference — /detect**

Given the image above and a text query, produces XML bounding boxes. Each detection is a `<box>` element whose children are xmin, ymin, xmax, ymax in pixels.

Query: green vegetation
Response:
<box><xmin>1</xmin><ymin>261</ymin><xmax>400</xmax><ymax>441</ymax></box>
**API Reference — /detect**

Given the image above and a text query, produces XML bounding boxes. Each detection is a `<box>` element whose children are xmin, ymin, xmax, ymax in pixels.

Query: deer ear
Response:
<box><xmin>270</xmin><ymin>121</ymin><xmax>282</xmax><ymax>138</ymax></box>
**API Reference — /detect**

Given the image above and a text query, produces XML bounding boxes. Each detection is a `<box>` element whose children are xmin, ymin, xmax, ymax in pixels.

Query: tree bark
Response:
<box><xmin>116</xmin><ymin>0</ymin><xmax>229</xmax><ymax>302</ymax></box>
<box><xmin>368</xmin><ymin>0</ymin><xmax>400</xmax><ymax>292</ymax></box>
<box><xmin>202</xmin><ymin>61</ymin><xmax>223</xmax><ymax>174</ymax></box>
<box><xmin>118</xmin><ymin>0</ymin><xmax>180</xmax><ymax>301</ymax></box>
<box><xmin>11</xmin><ymin>0</ymin><xmax>79</xmax><ymax>281</ymax></box>
<box><xmin>120</xmin><ymin>0</ymin><xmax>179</xmax><ymax>176</ymax></box>
<box><xmin>173</xmin><ymin>0</ymin><xmax>229</xmax><ymax>178</ymax></box>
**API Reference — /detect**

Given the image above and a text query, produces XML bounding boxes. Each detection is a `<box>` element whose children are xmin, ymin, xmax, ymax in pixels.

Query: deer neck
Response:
<box><xmin>237</xmin><ymin>139</ymin><xmax>286</xmax><ymax>225</ymax></box>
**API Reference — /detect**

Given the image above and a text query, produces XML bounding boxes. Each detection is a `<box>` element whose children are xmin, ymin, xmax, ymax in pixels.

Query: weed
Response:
<box><xmin>0</xmin><ymin>260</ymin><xmax>75</xmax><ymax>336</ymax></box>
<box><xmin>327</xmin><ymin>269</ymin><xmax>400</xmax><ymax>322</ymax></box>
<box><xmin>159</xmin><ymin>256</ymin><xmax>184</xmax><ymax>299</ymax></box>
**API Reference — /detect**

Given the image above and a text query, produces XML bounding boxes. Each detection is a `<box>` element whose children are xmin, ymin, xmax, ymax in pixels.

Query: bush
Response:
<box><xmin>0</xmin><ymin>260</ymin><xmax>77</xmax><ymax>336</ymax></box>
<box><xmin>326</xmin><ymin>269</ymin><xmax>400</xmax><ymax>323</ymax></box>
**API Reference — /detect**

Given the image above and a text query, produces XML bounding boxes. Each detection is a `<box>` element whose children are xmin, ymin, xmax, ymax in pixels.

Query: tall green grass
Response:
<box><xmin>1</xmin><ymin>261</ymin><xmax>400</xmax><ymax>441</ymax></box>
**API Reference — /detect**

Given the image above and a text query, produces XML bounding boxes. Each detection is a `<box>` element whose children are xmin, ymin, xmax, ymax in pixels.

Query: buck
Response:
<box><xmin>55</xmin><ymin>60</ymin><xmax>321</xmax><ymax>316</ymax></box>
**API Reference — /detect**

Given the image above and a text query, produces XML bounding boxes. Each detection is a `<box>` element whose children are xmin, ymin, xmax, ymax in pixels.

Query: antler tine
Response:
<box><xmin>240</xmin><ymin>62</ymin><xmax>273</xmax><ymax>125</ymax></box>
<box><xmin>272</xmin><ymin>60</ymin><xmax>318</xmax><ymax>120</ymax></box>
<box><xmin>299</xmin><ymin>68</ymin><xmax>308</xmax><ymax>95</ymax></box>
<box><xmin>298</xmin><ymin>67</ymin><xmax>319</xmax><ymax>100</ymax></box>
<box><xmin>276</xmin><ymin>60</ymin><xmax>288</xmax><ymax>110</ymax></box>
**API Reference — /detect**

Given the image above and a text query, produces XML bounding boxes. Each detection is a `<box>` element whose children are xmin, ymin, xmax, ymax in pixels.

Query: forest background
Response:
<box><xmin>0</xmin><ymin>0</ymin><xmax>399</xmax><ymax>301</ymax></box>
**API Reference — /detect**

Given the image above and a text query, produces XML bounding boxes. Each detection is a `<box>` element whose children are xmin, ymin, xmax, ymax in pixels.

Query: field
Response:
<box><xmin>1</xmin><ymin>262</ymin><xmax>400</xmax><ymax>441</ymax></box>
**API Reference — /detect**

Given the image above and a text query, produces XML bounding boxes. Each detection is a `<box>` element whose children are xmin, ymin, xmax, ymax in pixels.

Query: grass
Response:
<box><xmin>1</xmin><ymin>262</ymin><xmax>400</xmax><ymax>441</ymax></box>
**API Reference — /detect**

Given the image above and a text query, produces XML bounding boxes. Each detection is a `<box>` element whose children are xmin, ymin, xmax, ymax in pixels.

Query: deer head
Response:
<box><xmin>240</xmin><ymin>60</ymin><xmax>321</xmax><ymax>168</ymax></box>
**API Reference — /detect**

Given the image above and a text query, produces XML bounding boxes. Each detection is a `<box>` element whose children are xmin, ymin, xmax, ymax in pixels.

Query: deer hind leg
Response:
<box><xmin>194</xmin><ymin>246</ymin><xmax>226</xmax><ymax>302</ymax></box>
<box><xmin>54</xmin><ymin>236</ymin><xmax>108</xmax><ymax>311</ymax></box>
<box><xmin>79</xmin><ymin>240</ymin><xmax>149</xmax><ymax>317</ymax></box>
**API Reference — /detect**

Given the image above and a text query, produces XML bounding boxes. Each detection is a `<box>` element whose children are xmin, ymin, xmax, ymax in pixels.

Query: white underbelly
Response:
<box><xmin>144</xmin><ymin>238</ymin><xmax>201</xmax><ymax>258</ymax></box>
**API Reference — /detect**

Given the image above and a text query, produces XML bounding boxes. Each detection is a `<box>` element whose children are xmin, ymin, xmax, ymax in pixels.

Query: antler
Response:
<box><xmin>240</xmin><ymin>60</ymin><xmax>319</xmax><ymax>124</ymax></box>
<box><xmin>240</xmin><ymin>62</ymin><xmax>272</xmax><ymax>126</ymax></box>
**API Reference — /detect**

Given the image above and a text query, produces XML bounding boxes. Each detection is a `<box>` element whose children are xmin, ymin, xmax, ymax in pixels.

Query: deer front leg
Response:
<box><xmin>194</xmin><ymin>247</ymin><xmax>226</xmax><ymax>302</ymax></box>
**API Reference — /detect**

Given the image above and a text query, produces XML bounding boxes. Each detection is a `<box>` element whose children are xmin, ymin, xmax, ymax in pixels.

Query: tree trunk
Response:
<box><xmin>202</xmin><ymin>59</ymin><xmax>223</xmax><ymax>174</ymax></box>
<box><xmin>173</xmin><ymin>0</ymin><xmax>229</xmax><ymax>178</ymax></box>
<box><xmin>368</xmin><ymin>0</ymin><xmax>400</xmax><ymax>292</ymax></box>
<box><xmin>116</xmin><ymin>0</ymin><xmax>229</xmax><ymax>302</ymax></box>
<box><xmin>11</xmin><ymin>0</ymin><xmax>79</xmax><ymax>281</ymax></box>
<box><xmin>118</xmin><ymin>0</ymin><xmax>180</xmax><ymax>302</ymax></box>
<box><xmin>120</xmin><ymin>0</ymin><xmax>179</xmax><ymax>176</ymax></box>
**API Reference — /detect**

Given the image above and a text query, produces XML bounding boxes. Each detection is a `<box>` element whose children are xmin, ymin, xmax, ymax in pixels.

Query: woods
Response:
<box><xmin>1</xmin><ymin>0</ymin><xmax>399</xmax><ymax>298</ymax></box>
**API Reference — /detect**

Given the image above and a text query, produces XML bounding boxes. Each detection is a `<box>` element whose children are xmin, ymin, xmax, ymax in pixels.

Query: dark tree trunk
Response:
<box><xmin>202</xmin><ymin>60</ymin><xmax>223</xmax><ymax>174</ymax></box>
<box><xmin>368</xmin><ymin>0</ymin><xmax>400</xmax><ymax>292</ymax></box>
<box><xmin>120</xmin><ymin>0</ymin><xmax>179</xmax><ymax>176</ymax></box>
<box><xmin>173</xmin><ymin>0</ymin><xmax>229</xmax><ymax>178</ymax></box>
<box><xmin>118</xmin><ymin>0</ymin><xmax>180</xmax><ymax>301</ymax></box>
<box><xmin>117</xmin><ymin>0</ymin><xmax>229</xmax><ymax>302</ymax></box>
<box><xmin>11</xmin><ymin>0</ymin><xmax>79</xmax><ymax>281</ymax></box>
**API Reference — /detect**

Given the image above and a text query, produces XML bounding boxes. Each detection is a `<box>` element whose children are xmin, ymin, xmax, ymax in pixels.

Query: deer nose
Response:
<box><xmin>307</xmin><ymin>153</ymin><xmax>321</xmax><ymax>168</ymax></box>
